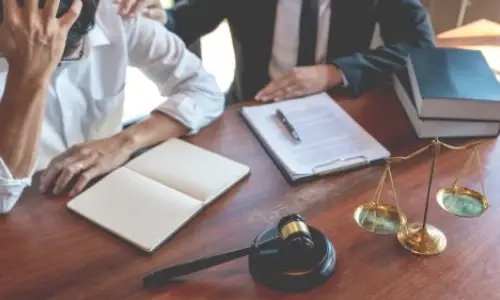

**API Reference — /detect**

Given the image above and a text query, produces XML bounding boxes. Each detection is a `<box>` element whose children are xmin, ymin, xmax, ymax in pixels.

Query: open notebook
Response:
<box><xmin>67</xmin><ymin>139</ymin><xmax>250</xmax><ymax>253</ymax></box>
<box><xmin>240</xmin><ymin>93</ymin><xmax>390</xmax><ymax>182</ymax></box>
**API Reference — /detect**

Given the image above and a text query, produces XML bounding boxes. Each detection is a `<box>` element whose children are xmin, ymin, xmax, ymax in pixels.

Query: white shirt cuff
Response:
<box><xmin>0</xmin><ymin>157</ymin><xmax>35</xmax><ymax>213</ymax></box>
<box><xmin>155</xmin><ymin>92</ymin><xmax>224</xmax><ymax>135</ymax></box>
<box><xmin>340</xmin><ymin>71</ymin><xmax>349</xmax><ymax>87</ymax></box>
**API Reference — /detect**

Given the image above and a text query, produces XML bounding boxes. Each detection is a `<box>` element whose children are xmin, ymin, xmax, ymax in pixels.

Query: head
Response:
<box><xmin>0</xmin><ymin>0</ymin><xmax>99</xmax><ymax>60</ymax></box>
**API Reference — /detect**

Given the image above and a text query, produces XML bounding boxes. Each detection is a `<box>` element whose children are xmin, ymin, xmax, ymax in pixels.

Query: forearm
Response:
<box><xmin>332</xmin><ymin>43</ymin><xmax>418</xmax><ymax>95</ymax></box>
<box><xmin>0</xmin><ymin>71</ymin><xmax>49</xmax><ymax>178</ymax></box>
<box><xmin>116</xmin><ymin>112</ymin><xmax>188</xmax><ymax>154</ymax></box>
<box><xmin>333</xmin><ymin>0</ymin><xmax>435</xmax><ymax>96</ymax></box>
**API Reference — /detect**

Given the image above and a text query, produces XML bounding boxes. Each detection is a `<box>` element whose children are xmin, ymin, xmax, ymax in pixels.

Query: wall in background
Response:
<box><xmin>423</xmin><ymin>0</ymin><xmax>500</xmax><ymax>34</ymax></box>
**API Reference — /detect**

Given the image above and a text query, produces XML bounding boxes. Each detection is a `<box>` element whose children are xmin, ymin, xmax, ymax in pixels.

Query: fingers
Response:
<box><xmin>1</xmin><ymin>0</ymin><xmax>19</xmax><ymax>22</ymax></box>
<box><xmin>58</xmin><ymin>0</ymin><xmax>82</xmax><ymax>29</ymax></box>
<box><xmin>273</xmin><ymin>85</ymin><xmax>304</xmax><ymax>101</ymax></box>
<box><xmin>39</xmin><ymin>148</ymin><xmax>94</xmax><ymax>194</ymax></box>
<box><xmin>117</xmin><ymin>0</ymin><xmax>137</xmax><ymax>16</ymax></box>
<box><xmin>43</xmin><ymin>0</ymin><xmax>61</xmax><ymax>19</ymax></box>
<box><xmin>116</xmin><ymin>0</ymin><xmax>159</xmax><ymax>17</ymax></box>
<box><xmin>40</xmin><ymin>153</ymin><xmax>72</xmax><ymax>192</ymax></box>
<box><xmin>68</xmin><ymin>165</ymin><xmax>104</xmax><ymax>197</ymax></box>
<box><xmin>51</xmin><ymin>156</ymin><xmax>95</xmax><ymax>195</ymax></box>
<box><xmin>143</xmin><ymin>8</ymin><xmax>167</xmax><ymax>24</ymax></box>
<box><xmin>255</xmin><ymin>82</ymin><xmax>279</xmax><ymax>102</ymax></box>
<box><xmin>129</xmin><ymin>0</ymin><xmax>157</xmax><ymax>17</ymax></box>
<box><xmin>255</xmin><ymin>74</ymin><xmax>296</xmax><ymax>102</ymax></box>
<box><xmin>25</xmin><ymin>0</ymin><xmax>39</xmax><ymax>16</ymax></box>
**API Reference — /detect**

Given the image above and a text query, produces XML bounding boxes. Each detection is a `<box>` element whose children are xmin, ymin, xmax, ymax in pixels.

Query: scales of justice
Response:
<box><xmin>353</xmin><ymin>138</ymin><xmax>490</xmax><ymax>255</ymax></box>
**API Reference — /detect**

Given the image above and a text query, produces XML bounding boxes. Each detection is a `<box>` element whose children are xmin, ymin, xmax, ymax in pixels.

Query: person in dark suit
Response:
<box><xmin>172</xmin><ymin>0</ymin><xmax>201</xmax><ymax>58</ymax></box>
<box><xmin>118</xmin><ymin>0</ymin><xmax>435</xmax><ymax>104</ymax></box>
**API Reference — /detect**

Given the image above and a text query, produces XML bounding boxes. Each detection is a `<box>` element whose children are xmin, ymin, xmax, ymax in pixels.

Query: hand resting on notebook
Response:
<box><xmin>39</xmin><ymin>113</ymin><xmax>187</xmax><ymax>197</ymax></box>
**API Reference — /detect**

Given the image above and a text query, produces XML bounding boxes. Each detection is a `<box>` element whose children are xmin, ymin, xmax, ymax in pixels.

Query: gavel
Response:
<box><xmin>143</xmin><ymin>214</ymin><xmax>336</xmax><ymax>292</ymax></box>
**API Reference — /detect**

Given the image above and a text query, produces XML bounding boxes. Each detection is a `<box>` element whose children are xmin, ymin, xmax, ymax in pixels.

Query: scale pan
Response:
<box><xmin>353</xmin><ymin>203</ymin><xmax>407</xmax><ymax>235</ymax></box>
<box><xmin>436</xmin><ymin>186</ymin><xmax>489</xmax><ymax>218</ymax></box>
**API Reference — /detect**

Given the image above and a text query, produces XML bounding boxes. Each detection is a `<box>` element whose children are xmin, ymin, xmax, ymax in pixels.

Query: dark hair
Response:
<box><xmin>0</xmin><ymin>0</ymin><xmax>98</xmax><ymax>57</ymax></box>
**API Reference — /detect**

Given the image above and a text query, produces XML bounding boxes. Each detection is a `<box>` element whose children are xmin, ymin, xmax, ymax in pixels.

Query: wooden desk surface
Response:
<box><xmin>2</xmin><ymin>23</ymin><xmax>500</xmax><ymax>300</ymax></box>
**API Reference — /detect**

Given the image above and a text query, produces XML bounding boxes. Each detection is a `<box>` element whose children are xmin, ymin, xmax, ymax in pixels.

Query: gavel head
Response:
<box><xmin>249</xmin><ymin>213</ymin><xmax>336</xmax><ymax>292</ymax></box>
<box><xmin>277</xmin><ymin>214</ymin><xmax>315</xmax><ymax>256</ymax></box>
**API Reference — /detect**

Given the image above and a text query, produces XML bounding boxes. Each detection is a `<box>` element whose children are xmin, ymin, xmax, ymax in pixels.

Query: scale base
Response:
<box><xmin>397</xmin><ymin>223</ymin><xmax>447</xmax><ymax>255</ymax></box>
<box><xmin>248</xmin><ymin>226</ymin><xmax>336</xmax><ymax>293</ymax></box>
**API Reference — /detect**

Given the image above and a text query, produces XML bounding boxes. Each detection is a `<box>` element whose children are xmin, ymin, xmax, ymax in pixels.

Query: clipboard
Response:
<box><xmin>238</xmin><ymin>93</ymin><xmax>390</xmax><ymax>184</ymax></box>
<box><xmin>239</xmin><ymin>109</ymin><xmax>386</xmax><ymax>184</ymax></box>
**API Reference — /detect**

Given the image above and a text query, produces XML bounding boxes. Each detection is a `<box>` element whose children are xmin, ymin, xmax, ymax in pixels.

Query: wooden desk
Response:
<box><xmin>2</xmin><ymin>23</ymin><xmax>500</xmax><ymax>300</ymax></box>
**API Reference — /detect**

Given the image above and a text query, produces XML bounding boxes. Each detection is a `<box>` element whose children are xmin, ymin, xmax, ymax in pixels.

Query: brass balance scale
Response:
<box><xmin>353</xmin><ymin>138</ymin><xmax>490</xmax><ymax>255</ymax></box>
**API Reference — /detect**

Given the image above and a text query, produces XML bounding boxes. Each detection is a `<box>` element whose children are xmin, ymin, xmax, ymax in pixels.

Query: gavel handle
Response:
<box><xmin>143</xmin><ymin>247</ymin><xmax>251</xmax><ymax>286</ymax></box>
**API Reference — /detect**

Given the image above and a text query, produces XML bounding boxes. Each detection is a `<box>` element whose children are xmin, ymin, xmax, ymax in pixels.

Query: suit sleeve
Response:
<box><xmin>165</xmin><ymin>0</ymin><xmax>228</xmax><ymax>46</ymax></box>
<box><xmin>332</xmin><ymin>0</ymin><xmax>436</xmax><ymax>96</ymax></box>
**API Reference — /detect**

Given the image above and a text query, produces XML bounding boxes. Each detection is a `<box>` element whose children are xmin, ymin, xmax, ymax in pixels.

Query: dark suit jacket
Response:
<box><xmin>165</xmin><ymin>0</ymin><xmax>436</xmax><ymax>104</ymax></box>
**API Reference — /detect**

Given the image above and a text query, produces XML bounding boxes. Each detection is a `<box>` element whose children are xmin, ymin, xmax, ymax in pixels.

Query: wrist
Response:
<box><xmin>324</xmin><ymin>65</ymin><xmax>342</xmax><ymax>88</ymax></box>
<box><xmin>7</xmin><ymin>65</ymin><xmax>53</xmax><ymax>88</ymax></box>
<box><xmin>116</xmin><ymin>113</ymin><xmax>188</xmax><ymax>153</ymax></box>
<box><xmin>115</xmin><ymin>130</ymin><xmax>142</xmax><ymax>157</ymax></box>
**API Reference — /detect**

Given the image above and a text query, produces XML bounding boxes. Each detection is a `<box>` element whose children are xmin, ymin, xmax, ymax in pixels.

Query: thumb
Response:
<box><xmin>143</xmin><ymin>8</ymin><xmax>167</xmax><ymax>25</ymax></box>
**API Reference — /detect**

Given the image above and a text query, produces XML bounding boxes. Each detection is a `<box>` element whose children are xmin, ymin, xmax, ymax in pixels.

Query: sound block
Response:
<box><xmin>248</xmin><ymin>226</ymin><xmax>336</xmax><ymax>293</ymax></box>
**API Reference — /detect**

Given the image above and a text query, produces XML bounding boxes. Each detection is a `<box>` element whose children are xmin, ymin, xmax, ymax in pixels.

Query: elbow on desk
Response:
<box><xmin>155</xmin><ymin>92</ymin><xmax>225</xmax><ymax>135</ymax></box>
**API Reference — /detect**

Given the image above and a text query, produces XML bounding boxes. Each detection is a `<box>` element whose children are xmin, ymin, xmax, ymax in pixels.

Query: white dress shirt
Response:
<box><xmin>269</xmin><ymin>0</ymin><xmax>348</xmax><ymax>85</ymax></box>
<box><xmin>269</xmin><ymin>0</ymin><xmax>331</xmax><ymax>80</ymax></box>
<box><xmin>0</xmin><ymin>1</ymin><xmax>224</xmax><ymax>213</ymax></box>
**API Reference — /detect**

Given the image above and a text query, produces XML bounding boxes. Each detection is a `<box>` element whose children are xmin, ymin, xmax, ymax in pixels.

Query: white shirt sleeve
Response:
<box><xmin>0</xmin><ymin>157</ymin><xmax>33</xmax><ymax>213</ymax></box>
<box><xmin>340</xmin><ymin>71</ymin><xmax>349</xmax><ymax>87</ymax></box>
<box><xmin>123</xmin><ymin>15</ymin><xmax>225</xmax><ymax>134</ymax></box>
<box><xmin>0</xmin><ymin>66</ymin><xmax>35</xmax><ymax>213</ymax></box>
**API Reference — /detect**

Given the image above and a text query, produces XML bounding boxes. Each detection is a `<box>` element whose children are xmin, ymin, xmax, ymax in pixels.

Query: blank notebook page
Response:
<box><xmin>125</xmin><ymin>139</ymin><xmax>250</xmax><ymax>203</ymax></box>
<box><xmin>67</xmin><ymin>167</ymin><xmax>203</xmax><ymax>252</ymax></box>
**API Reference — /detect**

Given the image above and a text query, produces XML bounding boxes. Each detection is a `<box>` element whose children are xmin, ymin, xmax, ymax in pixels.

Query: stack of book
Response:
<box><xmin>393</xmin><ymin>47</ymin><xmax>500</xmax><ymax>138</ymax></box>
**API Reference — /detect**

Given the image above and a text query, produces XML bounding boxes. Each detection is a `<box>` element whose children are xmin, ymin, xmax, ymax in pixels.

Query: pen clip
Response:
<box><xmin>312</xmin><ymin>155</ymin><xmax>369</xmax><ymax>175</ymax></box>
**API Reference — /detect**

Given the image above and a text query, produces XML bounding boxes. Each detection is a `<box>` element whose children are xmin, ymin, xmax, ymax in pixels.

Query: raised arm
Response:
<box><xmin>115</xmin><ymin>0</ymin><xmax>228</xmax><ymax>47</ymax></box>
<box><xmin>36</xmin><ymin>8</ymin><xmax>225</xmax><ymax>198</ymax></box>
<box><xmin>332</xmin><ymin>0</ymin><xmax>435</xmax><ymax>96</ymax></box>
<box><xmin>123</xmin><ymin>13</ymin><xmax>225</xmax><ymax>136</ymax></box>
<box><xmin>0</xmin><ymin>0</ymin><xmax>81</xmax><ymax>211</ymax></box>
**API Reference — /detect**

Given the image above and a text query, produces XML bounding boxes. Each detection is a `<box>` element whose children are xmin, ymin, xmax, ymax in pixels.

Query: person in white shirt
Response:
<box><xmin>0</xmin><ymin>0</ymin><xmax>224</xmax><ymax>212</ymax></box>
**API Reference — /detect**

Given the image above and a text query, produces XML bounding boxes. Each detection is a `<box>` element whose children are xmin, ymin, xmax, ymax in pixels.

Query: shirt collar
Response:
<box><xmin>57</xmin><ymin>23</ymin><xmax>111</xmax><ymax>69</ymax></box>
<box><xmin>81</xmin><ymin>23</ymin><xmax>112</xmax><ymax>58</ymax></box>
<box><xmin>87</xmin><ymin>23</ymin><xmax>112</xmax><ymax>49</ymax></box>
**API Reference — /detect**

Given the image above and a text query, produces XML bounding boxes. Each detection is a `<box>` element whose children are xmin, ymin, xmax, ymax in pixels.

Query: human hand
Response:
<box><xmin>114</xmin><ymin>0</ymin><xmax>167</xmax><ymax>24</ymax></box>
<box><xmin>0</xmin><ymin>0</ymin><xmax>82</xmax><ymax>79</ymax></box>
<box><xmin>39</xmin><ymin>136</ymin><xmax>136</xmax><ymax>197</ymax></box>
<box><xmin>255</xmin><ymin>65</ymin><xmax>342</xmax><ymax>102</ymax></box>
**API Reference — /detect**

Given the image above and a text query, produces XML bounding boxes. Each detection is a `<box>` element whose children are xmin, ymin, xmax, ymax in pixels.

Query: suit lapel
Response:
<box><xmin>327</xmin><ymin>0</ymin><xmax>343</xmax><ymax>61</ymax></box>
<box><xmin>253</xmin><ymin>0</ymin><xmax>278</xmax><ymax>84</ymax></box>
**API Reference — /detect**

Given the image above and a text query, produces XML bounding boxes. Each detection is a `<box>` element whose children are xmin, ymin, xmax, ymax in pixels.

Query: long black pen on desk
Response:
<box><xmin>143</xmin><ymin>238</ymin><xmax>279</xmax><ymax>287</ymax></box>
<box><xmin>276</xmin><ymin>109</ymin><xmax>301</xmax><ymax>143</ymax></box>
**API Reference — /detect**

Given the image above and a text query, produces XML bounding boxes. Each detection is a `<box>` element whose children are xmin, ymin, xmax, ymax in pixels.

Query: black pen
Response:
<box><xmin>276</xmin><ymin>109</ymin><xmax>301</xmax><ymax>142</ymax></box>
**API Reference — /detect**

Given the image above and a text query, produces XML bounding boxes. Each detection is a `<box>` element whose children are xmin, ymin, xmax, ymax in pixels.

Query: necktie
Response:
<box><xmin>297</xmin><ymin>0</ymin><xmax>319</xmax><ymax>66</ymax></box>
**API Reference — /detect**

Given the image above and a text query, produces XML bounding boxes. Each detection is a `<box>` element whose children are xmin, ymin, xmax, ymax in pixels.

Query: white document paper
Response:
<box><xmin>241</xmin><ymin>93</ymin><xmax>390</xmax><ymax>180</ymax></box>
